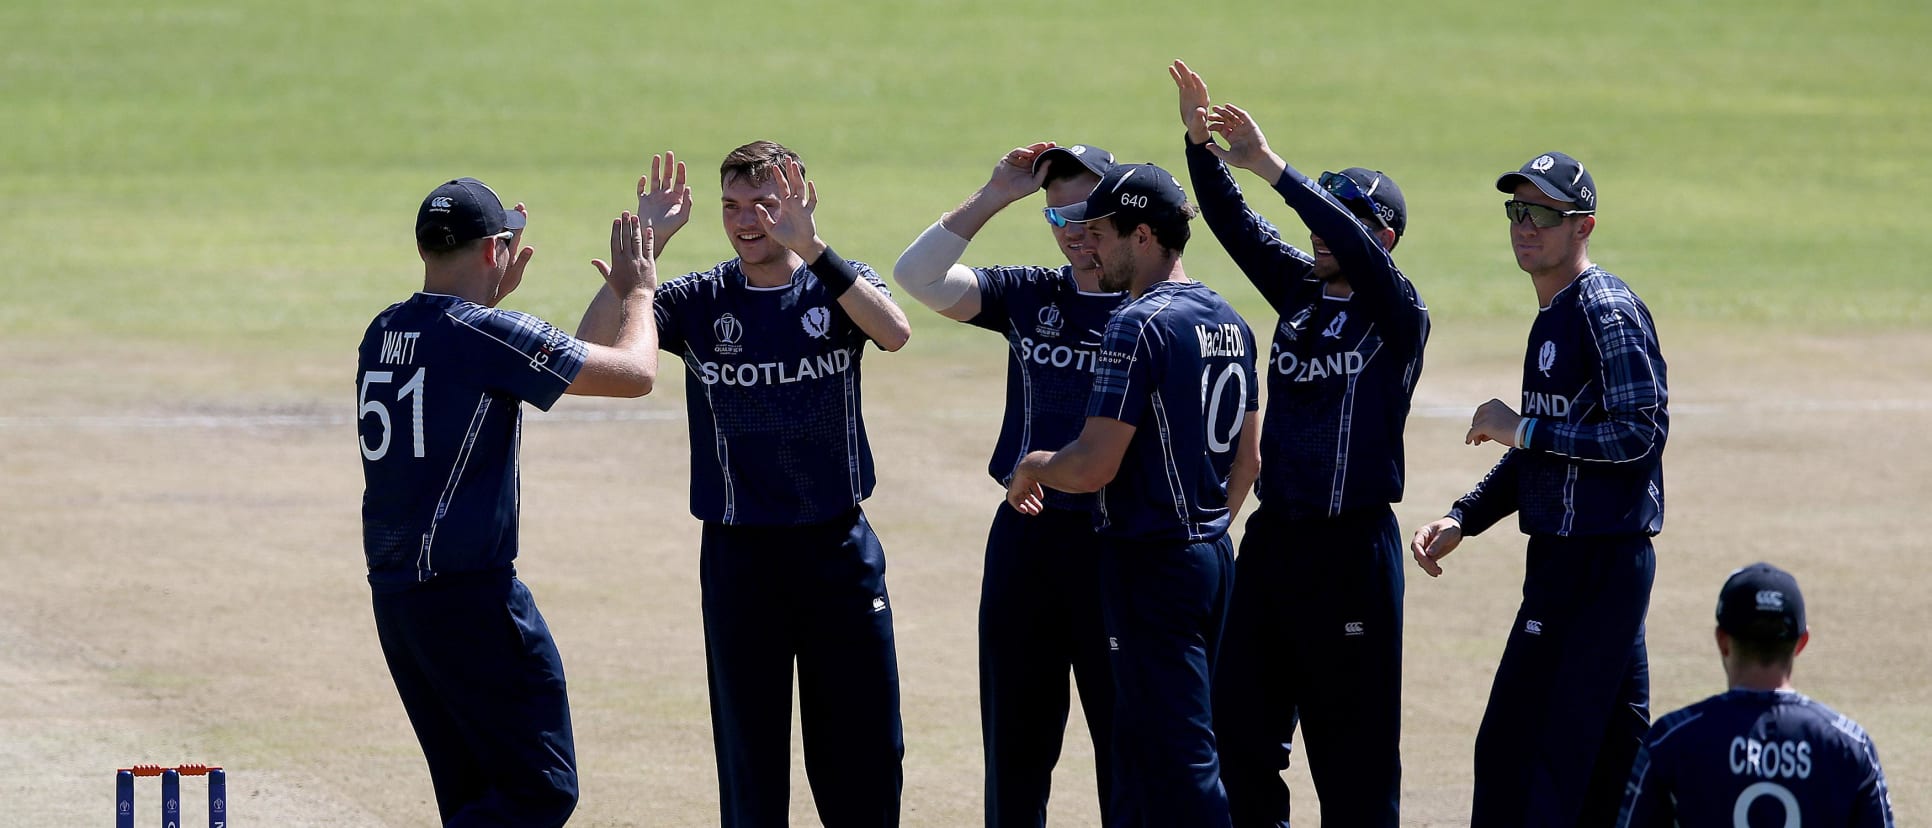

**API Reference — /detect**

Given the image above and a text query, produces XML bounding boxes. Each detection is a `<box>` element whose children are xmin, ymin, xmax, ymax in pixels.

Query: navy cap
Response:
<box><xmin>416</xmin><ymin>177</ymin><xmax>526</xmax><ymax>252</ymax></box>
<box><xmin>1334</xmin><ymin>167</ymin><xmax>1407</xmax><ymax>239</ymax></box>
<box><xmin>1032</xmin><ymin>144</ymin><xmax>1116</xmax><ymax>180</ymax></box>
<box><xmin>1053</xmin><ymin>163</ymin><xmax>1190</xmax><ymax>227</ymax></box>
<box><xmin>1716</xmin><ymin>563</ymin><xmax>1807</xmax><ymax>642</ymax></box>
<box><xmin>1496</xmin><ymin>151</ymin><xmax>1597</xmax><ymax>213</ymax></box>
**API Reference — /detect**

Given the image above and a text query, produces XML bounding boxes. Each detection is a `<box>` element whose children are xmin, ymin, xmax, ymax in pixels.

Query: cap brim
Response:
<box><xmin>1496</xmin><ymin>171</ymin><xmax>1578</xmax><ymax>204</ymax></box>
<box><xmin>501</xmin><ymin>208</ymin><xmax>527</xmax><ymax>231</ymax></box>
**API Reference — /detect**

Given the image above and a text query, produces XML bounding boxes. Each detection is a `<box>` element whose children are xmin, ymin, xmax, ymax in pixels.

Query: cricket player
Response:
<box><xmin>1617</xmin><ymin>563</ymin><xmax>1895</xmax><ymax>827</ymax></box>
<box><xmin>1006</xmin><ymin>162</ymin><xmax>1261</xmax><ymax>828</ymax></box>
<box><xmin>890</xmin><ymin>140</ymin><xmax>1124</xmax><ymax>827</ymax></box>
<box><xmin>1171</xmin><ymin>61</ymin><xmax>1428</xmax><ymax>827</ymax></box>
<box><xmin>581</xmin><ymin>142</ymin><xmax>912</xmax><ymax>827</ymax></box>
<box><xmin>1411</xmin><ymin>151</ymin><xmax>1670</xmax><ymax>826</ymax></box>
<box><xmin>358</xmin><ymin>178</ymin><xmax>661</xmax><ymax>826</ymax></box>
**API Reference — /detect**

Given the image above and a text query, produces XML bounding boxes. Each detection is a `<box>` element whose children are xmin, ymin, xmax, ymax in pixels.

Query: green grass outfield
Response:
<box><xmin>3</xmin><ymin>0</ymin><xmax>1928</xmax><ymax>370</ymax></box>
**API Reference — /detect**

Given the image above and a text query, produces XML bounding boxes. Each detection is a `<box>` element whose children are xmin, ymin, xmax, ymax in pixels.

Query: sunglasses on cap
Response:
<box><xmin>1042</xmin><ymin>206</ymin><xmax>1082</xmax><ymax>229</ymax></box>
<box><xmin>1318</xmin><ymin>171</ymin><xmax>1389</xmax><ymax>231</ymax></box>
<box><xmin>1504</xmin><ymin>199</ymin><xmax>1594</xmax><ymax>228</ymax></box>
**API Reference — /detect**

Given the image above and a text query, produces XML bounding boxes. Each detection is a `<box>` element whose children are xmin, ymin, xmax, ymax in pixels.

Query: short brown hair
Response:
<box><xmin>720</xmin><ymin>141</ymin><xmax>803</xmax><ymax>187</ymax></box>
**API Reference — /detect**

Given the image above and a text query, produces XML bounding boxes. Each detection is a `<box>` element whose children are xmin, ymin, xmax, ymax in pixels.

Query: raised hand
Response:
<box><xmin>493</xmin><ymin>202</ymin><xmax>537</xmax><ymax>305</ymax></box>
<box><xmin>1169</xmin><ymin>59</ymin><xmax>1213</xmax><ymax>144</ymax></box>
<box><xmin>592</xmin><ymin>211</ymin><xmax>657</xmax><ymax>295</ymax></box>
<box><xmin>753</xmin><ymin>159</ymin><xmax>822</xmax><ymax>257</ymax></box>
<box><xmin>984</xmin><ymin>141</ymin><xmax>1056</xmax><ymax>205</ymax></box>
<box><xmin>636</xmin><ymin>152</ymin><xmax>692</xmax><ymax>254</ymax></box>
<box><xmin>1203</xmin><ymin>103</ymin><xmax>1280</xmax><ymax>175</ymax></box>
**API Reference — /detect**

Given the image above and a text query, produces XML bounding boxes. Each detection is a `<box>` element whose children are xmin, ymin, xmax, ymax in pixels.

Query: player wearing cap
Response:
<box><xmin>1616</xmin><ymin>563</ymin><xmax>1895</xmax><ymax>827</ymax></box>
<box><xmin>1169</xmin><ymin>61</ymin><xmax>1427</xmax><ymax>828</ymax></box>
<box><xmin>358</xmin><ymin>178</ymin><xmax>661</xmax><ymax>825</ymax></box>
<box><xmin>891</xmin><ymin>141</ymin><xmax>1125</xmax><ymax>826</ymax></box>
<box><xmin>1007</xmin><ymin>162</ymin><xmax>1260</xmax><ymax>828</ymax></box>
<box><xmin>579</xmin><ymin>142</ymin><xmax>913</xmax><ymax>826</ymax></box>
<box><xmin>1410</xmin><ymin>151</ymin><xmax>1670</xmax><ymax>826</ymax></box>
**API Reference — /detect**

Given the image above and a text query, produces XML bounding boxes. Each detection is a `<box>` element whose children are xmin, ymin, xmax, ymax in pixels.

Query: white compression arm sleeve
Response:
<box><xmin>891</xmin><ymin>220</ymin><xmax>978</xmax><ymax>312</ymax></box>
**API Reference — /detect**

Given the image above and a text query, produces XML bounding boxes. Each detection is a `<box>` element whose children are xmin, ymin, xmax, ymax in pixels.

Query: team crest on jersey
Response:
<box><xmin>1321</xmin><ymin>310</ymin><xmax>1348</xmax><ymax>339</ymax></box>
<box><xmin>713</xmin><ymin>314</ymin><xmax>744</xmax><ymax>355</ymax></box>
<box><xmin>801</xmin><ymin>306</ymin><xmax>833</xmax><ymax>340</ymax></box>
<box><xmin>1538</xmin><ymin>340</ymin><xmax>1557</xmax><ymax>376</ymax></box>
<box><xmin>1035</xmin><ymin>303</ymin><xmax>1064</xmax><ymax>337</ymax></box>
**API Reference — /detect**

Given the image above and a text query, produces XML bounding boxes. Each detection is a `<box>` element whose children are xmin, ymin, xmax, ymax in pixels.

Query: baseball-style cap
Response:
<box><xmin>1050</xmin><ymin>162</ymin><xmax>1189</xmax><ymax>227</ymax></box>
<box><xmin>1496</xmin><ymin>151</ymin><xmax>1597</xmax><ymax>213</ymax></box>
<box><xmin>416</xmin><ymin>177</ymin><xmax>526</xmax><ymax>252</ymax></box>
<box><xmin>1716</xmin><ymin>562</ymin><xmax>1807</xmax><ymax>642</ymax></box>
<box><xmin>1331</xmin><ymin>167</ymin><xmax>1408</xmax><ymax>239</ymax></box>
<box><xmin>1032</xmin><ymin>144</ymin><xmax>1116</xmax><ymax>179</ymax></box>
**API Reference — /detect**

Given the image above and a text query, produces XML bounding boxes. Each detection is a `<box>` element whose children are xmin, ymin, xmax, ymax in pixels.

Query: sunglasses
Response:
<box><xmin>1318</xmin><ymin>171</ymin><xmax>1389</xmax><ymax>231</ymax></box>
<box><xmin>1504</xmin><ymin>199</ymin><xmax>1594</xmax><ymax>228</ymax></box>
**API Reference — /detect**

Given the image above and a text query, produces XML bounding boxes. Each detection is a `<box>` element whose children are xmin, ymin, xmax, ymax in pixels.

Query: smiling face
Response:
<box><xmin>1043</xmin><ymin>172</ymin><xmax>1103</xmax><ymax>273</ymax></box>
<box><xmin>720</xmin><ymin>171</ymin><xmax>788</xmax><ymax>267</ymax></box>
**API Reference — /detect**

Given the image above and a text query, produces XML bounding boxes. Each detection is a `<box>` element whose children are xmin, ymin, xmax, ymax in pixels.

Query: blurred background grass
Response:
<box><xmin>2</xmin><ymin>0</ymin><xmax>1926</xmax><ymax>371</ymax></box>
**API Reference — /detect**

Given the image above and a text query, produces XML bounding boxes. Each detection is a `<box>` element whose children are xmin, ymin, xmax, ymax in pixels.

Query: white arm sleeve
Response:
<box><xmin>891</xmin><ymin>220</ymin><xmax>978</xmax><ymax>312</ymax></box>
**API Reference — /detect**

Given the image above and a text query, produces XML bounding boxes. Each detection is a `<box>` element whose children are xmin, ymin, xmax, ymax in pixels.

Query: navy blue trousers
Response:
<box><xmin>1099</xmin><ymin>532</ymin><xmax>1235</xmax><ymax>828</ymax></box>
<box><xmin>979</xmin><ymin>503</ymin><xmax>1114</xmax><ymax>827</ymax></box>
<box><xmin>1471</xmin><ymin>534</ymin><xmax>1654</xmax><ymax>828</ymax></box>
<box><xmin>700</xmin><ymin>508</ymin><xmax>904</xmax><ymax>828</ymax></box>
<box><xmin>372</xmin><ymin>570</ymin><xmax>578</xmax><ymax>827</ymax></box>
<box><xmin>1216</xmin><ymin>505</ymin><xmax>1405</xmax><ymax>828</ymax></box>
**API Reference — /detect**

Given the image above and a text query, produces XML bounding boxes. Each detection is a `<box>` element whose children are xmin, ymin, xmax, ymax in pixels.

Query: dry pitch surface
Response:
<box><xmin>3</xmin><ymin>323</ymin><xmax>1927</xmax><ymax>826</ymax></box>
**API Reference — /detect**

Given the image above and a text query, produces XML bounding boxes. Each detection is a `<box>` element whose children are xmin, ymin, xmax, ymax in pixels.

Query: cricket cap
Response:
<box><xmin>1716</xmin><ymin>562</ymin><xmax>1807</xmax><ymax>642</ymax></box>
<box><xmin>1050</xmin><ymin>162</ymin><xmax>1190</xmax><ymax>227</ymax></box>
<box><xmin>1496</xmin><ymin>151</ymin><xmax>1597</xmax><ymax>213</ymax></box>
<box><xmin>416</xmin><ymin>177</ymin><xmax>526</xmax><ymax>253</ymax></box>
<box><xmin>1031</xmin><ymin>144</ymin><xmax>1117</xmax><ymax>180</ymax></box>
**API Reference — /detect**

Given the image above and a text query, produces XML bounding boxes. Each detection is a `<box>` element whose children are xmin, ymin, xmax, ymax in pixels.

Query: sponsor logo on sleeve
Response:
<box><xmin>1524</xmin><ymin>619</ymin><xmax>1544</xmax><ymax>635</ymax></box>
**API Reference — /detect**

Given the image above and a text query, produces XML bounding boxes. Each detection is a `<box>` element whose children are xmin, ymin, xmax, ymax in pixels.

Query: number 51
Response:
<box><xmin>359</xmin><ymin>368</ymin><xmax>426</xmax><ymax>460</ymax></box>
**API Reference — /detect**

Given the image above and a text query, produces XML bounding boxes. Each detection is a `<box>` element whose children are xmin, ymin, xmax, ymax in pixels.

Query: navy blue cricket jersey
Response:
<box><xmin>1618</xmin><ymin>689</ymin><xmax>1894</xmax><ymax>827</ymax></box>
<box><xmin>967</xmin><ymin>264</ymin><xmax>1126</xmax><ymax>511</ymax></box>
<box><xmin>1086</xmin><ymin>280</ymin><xmax>1259</xmax><ymax>542</ymax></box>
<box><xmin>656</xmin><ymin>257</ymin><xmax>887</xmax><ymax>526</ymax></box>
<box><xmin>1186</xmin><ymin>142</ymin><xmax>1428</xmax><ymax>518</ymax></box>
<box><xmin>357</xmin><ymin>293</ymin><xmax>588</xmax><ymax>591</ymax></box>
<box><xmin>1451</xmin><ymin>266</ymin><xmax>1669</xmax><ymax>537</ymax></box>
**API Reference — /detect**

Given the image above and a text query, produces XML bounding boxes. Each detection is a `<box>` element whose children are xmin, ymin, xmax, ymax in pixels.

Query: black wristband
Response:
<box><xmin>808</xmin><ymin>246</ymin><xmax>861</xmax><ymax>299</ymax></box>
